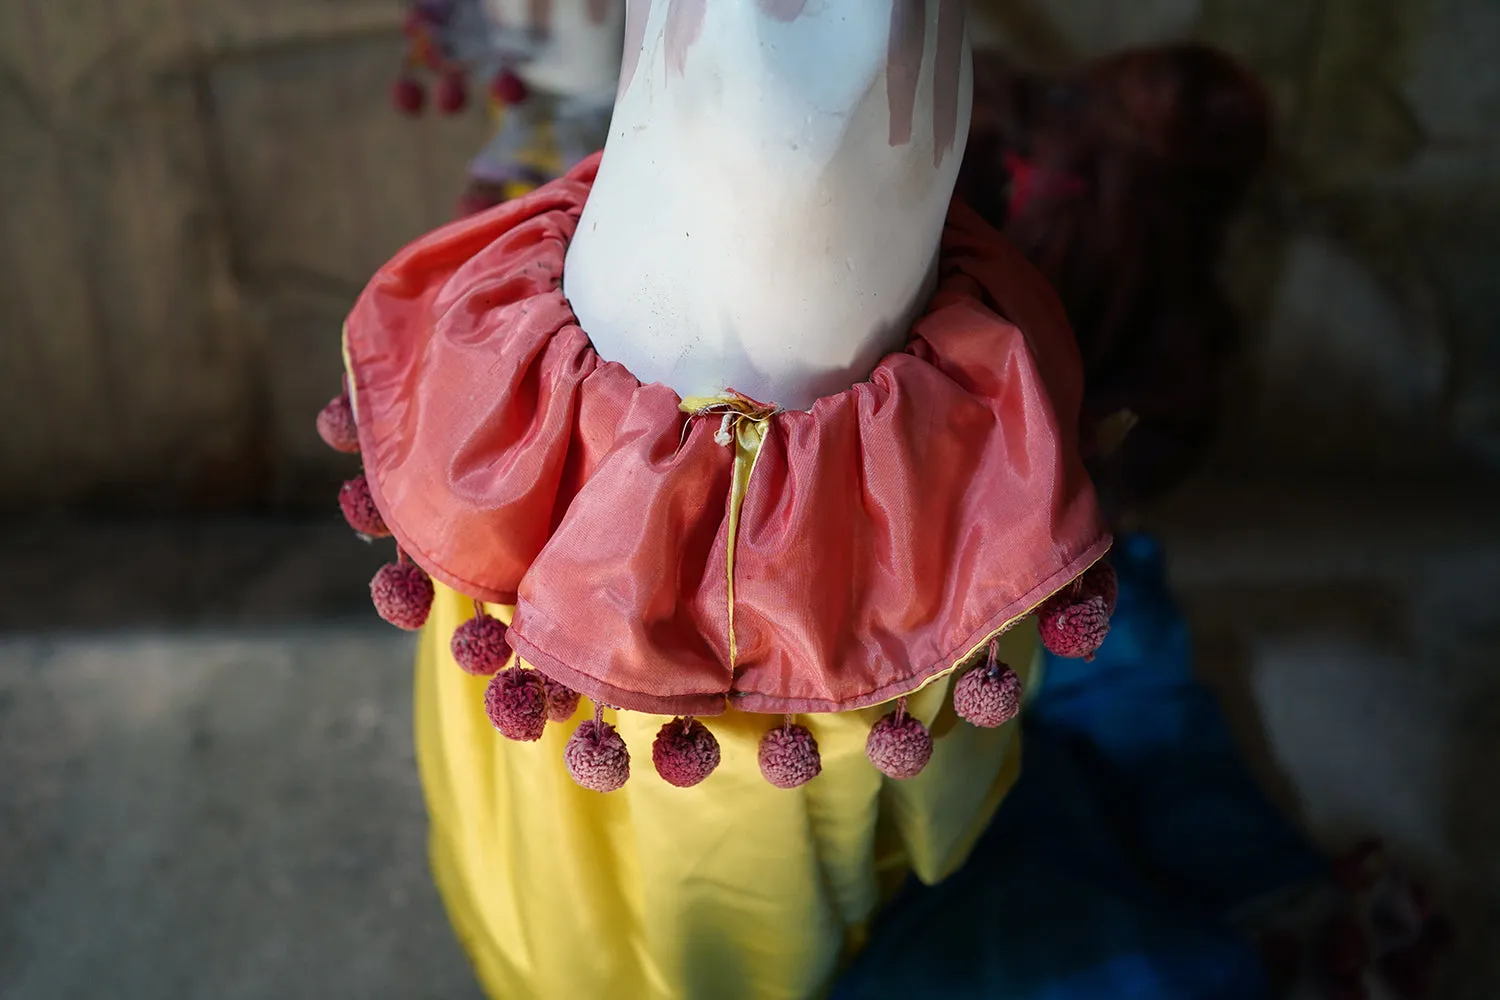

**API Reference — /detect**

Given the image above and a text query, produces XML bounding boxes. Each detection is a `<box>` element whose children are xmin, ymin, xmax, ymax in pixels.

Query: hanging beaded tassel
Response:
<box><xmin>434</xmin><ymin>66</ymin><xmax>468</xmax><ymax>114</ymax></box>
<box><xmin>451</xmin><ymin>598</ymin><xmax>511</xmax><ymax>675</ymax></box>
<box><xmin>484</xmin><ymin>665</ymin><xmax>549</xmax><ymax>741</ymax></box>
<box><xmin>953</xmin><ymin>638</ymin><xmax>1024</xmax><ymax>728</ymax></box>
<box><xmin>370</xmin><ymin>548</ymin><xmax>434</xmax><ymax>631</ymax></box>
<box><xmin>1037</xmin><ymin>561</ymin><xmax>1115</xmax><ymax>660</ymax></box>
<box><xmin>391</xmin><ymin>2</ymin><xmax>459</xmax><ymax>117</ymax></box>
<box><xmin>652</xmin><ymin>717</ymin><xmax>721</xmax><ymax>788</ymax></box>
<box><xmin>758</xmin><ymin>716</ymin><xmax>821</xmax><ymax>789</ymax></box>
<box><xmin>396</xmin><ymin>1</ymin><xmax>543</xmax><ymax>120</ymax></box>
<box><xmin>565</xmin><ymin>702</ymin><xmax>631</xmax><ymax>792</ymax></box>
<box><xmin>338</xmin><ymin>473</ymin><xmax>390</xmax><ymax>539</ymax></box>
<box><xmin>865</xmin><ymin>697</ymin><xmax>933</xmax><ymax>780</ymax></box>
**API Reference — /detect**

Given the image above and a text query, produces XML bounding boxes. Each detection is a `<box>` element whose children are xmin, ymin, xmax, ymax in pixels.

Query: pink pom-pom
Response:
<box><xmin>542</xmin><ymin>677</ymin><xmax>580</xmax><ymax>722</ymax></box>
<box><xmin>370</xmin><ymin>560</ymin><xmax>433</xmax><ymax>630</ymax></box>
<box><xmin>953</xmin><ymin>658</ymin><xmax>1023</xmax><ymax>728</ymax></box>
<box><xmin>484</xmin><ymin>668</ymin><xmax>548</xmax><ymax>741</ymax></box>
<box><xmin>1037</xmin><ymin>592</ymin><xmax>1111</xmax><ymax>660</ymax></box>
<box><xmin>338</xmin><ymin>474</ymin><xmax>389</xmax><ymax>538</ymax></box>
<box><xmin>758</xmin><ymin>722</ymin><xmax>821</xmax><ymax>789</ymax></box>
<box><xmin>316</xmin><ymin>391</ymin><xmax>360</xmax><ymax>453</ymax></box>
<box><xmin>865</xmin><ymin>703</ymin><xmax>932</xmax><ymax>779</ymax></box>
<box><xmin>392</xmin><ymin>75</ymin><xmax>426</xmax><ymax>115</ymax></box>
<box><xmin>565</xmin><ymin>717</ymin><xmax>630</xmax><ymax>792</ymax></box>
<box><xmin>1081</xmin><ymin>561</ymin><xmax>1119</xmax><ymax>615</ymax></box>
<box><xmin>450</xmin><ymin>611</ymin><xmax>509</xmax><ymax>675</ymax></box>
<box><xmin>652</xmin><ymin>717</ymin><xmax>721</xmax><ymax>788</ymax></box>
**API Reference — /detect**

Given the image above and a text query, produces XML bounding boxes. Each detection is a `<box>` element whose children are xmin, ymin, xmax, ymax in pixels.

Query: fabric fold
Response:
<box><xmin>344</xmin><ymin>154</ymin><xmax>1109</xmax><ymax>716</ymax></box>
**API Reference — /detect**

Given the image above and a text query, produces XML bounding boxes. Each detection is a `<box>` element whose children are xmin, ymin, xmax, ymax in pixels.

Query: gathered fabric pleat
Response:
<box><xmin>345</xmin><ymin>154</ymin><xmax>1107</xmax><ymax>717</ymax></box>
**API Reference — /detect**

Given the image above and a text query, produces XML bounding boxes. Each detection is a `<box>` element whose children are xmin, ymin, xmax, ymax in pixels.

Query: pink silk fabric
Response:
<box><xmin>345</xmin><ymin>154</ymin><xmax>1110</xmax><ymax>717</ymax></box>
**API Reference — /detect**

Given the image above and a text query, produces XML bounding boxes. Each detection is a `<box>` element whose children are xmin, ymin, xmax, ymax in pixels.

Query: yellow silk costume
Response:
<box><xmin>333</xmin><ymin>159</ymin><xmax>1110</xmax><ymax>1000</ymax></box>
<box><xmin>416</xmin><ymin>584</ymin><xmax>1038</xmax><ymax>999</ymax></box>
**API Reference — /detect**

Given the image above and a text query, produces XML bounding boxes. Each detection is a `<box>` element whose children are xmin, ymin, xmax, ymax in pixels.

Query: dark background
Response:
<box><xmin>1</xmin><ymin>1</ymin><xmax>1497</xmax><ymax>998</ymax></box>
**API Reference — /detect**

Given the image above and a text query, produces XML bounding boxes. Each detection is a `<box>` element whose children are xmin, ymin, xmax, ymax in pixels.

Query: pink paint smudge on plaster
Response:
<box><xmin>664</xmin><ymin>0</ymin><xmax>706</xmax><ymax>77</ymax></box>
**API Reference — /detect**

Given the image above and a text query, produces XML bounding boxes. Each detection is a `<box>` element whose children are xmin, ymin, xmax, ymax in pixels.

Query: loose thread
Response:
<box><xmin>472</xmin><ymin>597</ymin><xmax>486</xmax><ymax>619</ymax></box>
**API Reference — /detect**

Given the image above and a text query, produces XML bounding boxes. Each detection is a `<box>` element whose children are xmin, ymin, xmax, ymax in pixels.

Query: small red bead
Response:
<box><xmin>316</xmin><ymin>391</ymin><xmax>360</xmax><ymax>453</ymax></box>
<box><xmin>865</xmin><ymin>709</ymin><xmax>933</xmax><ymax>780</ymax></box>
<box><xmin>758</xmin><ymin>723</ymin><xmax>821</xmax><ymax>789</ymax></box>
<box><xmin>338</xmin><ymin>474</ymin><xmax>389</xmax><ymax>538</ymax></box>
<box><xmin>652</xmin><ymin>718</ymin><xmax>721</xmax><ymax>787</ymax></box>
<box><xmin>370</xmin><ymin>561</ymin><xmax>433</xmax><ymax>630</ymax></box>
<box><xmin>953</xmin><ymin>662</ymin><xmax>1023</xmax><ymax>728</ymax></box>
<box><xmin>565</xmin><ymin>719</ymin><xmax>631</xmax><ymax>792</ymax></box>
<box><xmin>490</xmin><ymin>69</ymin><xmax>529</xmax><ymax>105</ymax></box>
<box><xmin>435</xmin><ymin>71</ymin><xmax>467</xmax><ymax>114</ymax></box>
<box><xmin>1038</xmin><ymin>592</ymin><xmax>1111</xmax><ymax>659</ymax></box>
<box><xmin>392</xmin><ymin>76</ymin><xmax>426</xmax><ymax>115</ymax></box>
<box><xmin>484</xmin><ymin>668</ymin><xmax>548</xmax><ymax>741</ymax></box>
<box><xmin>450</xmin><ymin>613</ymin><xmax>509</xmax><ymax>675</ymax></box>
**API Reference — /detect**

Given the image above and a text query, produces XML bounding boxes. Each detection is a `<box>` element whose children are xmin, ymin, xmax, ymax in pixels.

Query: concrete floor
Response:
<box><xmin>0</xmin><ymin>627</ymin><xmax>485</xmax><ymax>1000</ymax></box>
<box><xmin>2</xmin><ymin>482</ymin><xmax>1498</xmax><ymax>999</ymax></box>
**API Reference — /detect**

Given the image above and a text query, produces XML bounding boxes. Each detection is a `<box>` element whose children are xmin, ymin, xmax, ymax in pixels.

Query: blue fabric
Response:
<box><xmin>832</xmin><ymin>533</ymin><xmax>1324</xmax><ymax>1000</ymax></box>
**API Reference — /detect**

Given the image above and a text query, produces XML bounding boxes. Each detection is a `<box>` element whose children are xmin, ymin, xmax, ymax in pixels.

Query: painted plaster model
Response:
<box><xmin>322</xmin><ymin>3</ymin><xmax>1113</xmax><ymax>996</ymax></box>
